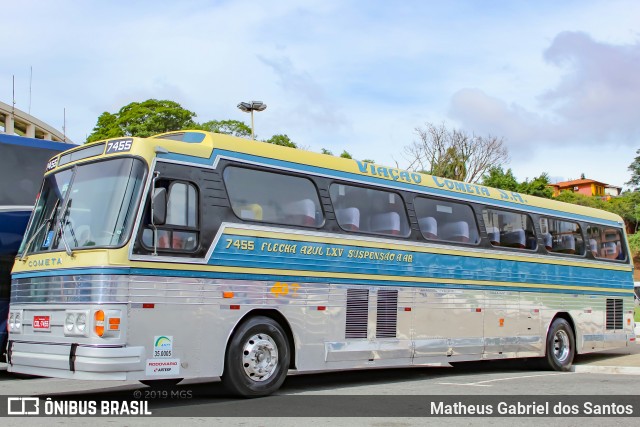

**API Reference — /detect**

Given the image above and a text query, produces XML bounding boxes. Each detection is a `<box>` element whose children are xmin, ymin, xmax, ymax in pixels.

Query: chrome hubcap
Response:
<box><xmin>242</xmin><ymin>333</ymin><xmax>278</xmax><ymax>382</ymax></box>
<box><xmin>553</xmin><ymin>329</ymin><xmax>570</xmax><ymax>363</ymax></box>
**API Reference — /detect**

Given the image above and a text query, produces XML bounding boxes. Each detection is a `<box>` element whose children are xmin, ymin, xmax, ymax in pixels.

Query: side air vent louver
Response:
<box><xmin>345</xmin><ymin>288</ymin><xmax>369</xmax><ymax>339</ymax></box>
<box><xmin>606</xmin><ymin>298</ymin><xmax>623</xmax><ymax>330</ymax></box>
<box><xmin>376</xmin><ymin>289</ymin><xmax>398</xmax><ymax>338</ymax></box>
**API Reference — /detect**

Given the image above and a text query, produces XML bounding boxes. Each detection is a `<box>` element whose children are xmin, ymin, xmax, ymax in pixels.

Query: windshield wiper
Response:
<box><xmin>20</xmin><ymin>198</ymin><xmax>60</xmax><ymax>261</ymax></box>
<box><xmin>57</xmin><ymin>210</ymin><xmax>75</xmax><ymax>257</ymax></box>
<box><xmin>54</xmin><ymin>169</ymin><xmax>78</xmax><ymax>257</ymax></box>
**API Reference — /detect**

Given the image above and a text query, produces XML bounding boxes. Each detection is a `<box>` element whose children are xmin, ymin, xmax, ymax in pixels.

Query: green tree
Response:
<box><xmin>518</xmin><ymin>173</ymin><xmax>553</xmax><ymax>198</ymax></box>
<box><xmin>339</xmin><ymin>150</ymin><xmax>353</xmax><ymax>159</ymax></box>
<box><xmin>265</xmin><ymin>134</ymin><xmax>297</xmax><ymax>148</ymax></box>
<box><xmin>554</xmin><ymin>191</ymin><xmax>605</xmax><ymax>209</ymax></box>
<box><xmin>87</xmin><ymin>99</ymin><xmax>197</xmax><ymax>142</ymax></box>
<box><xmin>87</xmin><ymin>112</ymin><xmax>122</xmax><ymax>141</ymax></box>
<box><xmin>321</xmin><ymin>148</ymin><xmax>370</xmax><ymax>162</ymax></box>
<box><xmin>199</xmin><ymin>119</ymin><xmax>251</xmax><ymax>138</ymax></box>
<box><xmin>605</xmin><ymin>191</ymin><xmax>640</xmax><ymax>230</ymax></box>
<box><xmin>481</xmin><ymin>167</ymin><xmax>519</xmax><ymax>192</ymax></box>
<box><xmin>626</xmin><ymin>149</ymin><xmax>640</xmax><ymax>191</ymax></box>
<box><xmin>482</xmin><ymin>168</ymin><xmax>552</xmax><ymax>198</ymax></box>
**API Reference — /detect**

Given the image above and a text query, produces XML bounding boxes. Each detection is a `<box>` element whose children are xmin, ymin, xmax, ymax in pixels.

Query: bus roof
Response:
<box><xmin>50</xmin><ymin>130</ymin><xmax>625</xmax><ymax>226</ymax></box>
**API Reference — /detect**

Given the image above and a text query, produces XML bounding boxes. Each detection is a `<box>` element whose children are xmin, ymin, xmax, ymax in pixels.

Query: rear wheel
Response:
<box><xmin>544</xmin><ymin>318</ymin><xmax>575</xmax><ymax>371</ymax></box>
<box><xmin>222</xmin><ymin>316</ymin><xmax>290</xmax><ymax>397</ymax></box>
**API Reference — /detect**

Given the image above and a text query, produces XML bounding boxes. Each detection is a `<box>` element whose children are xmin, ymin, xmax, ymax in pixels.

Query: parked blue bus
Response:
<box><xmin>0</xmin><ymin>134</ymin><xmax>71</xmax><ymax>360</ymax></box>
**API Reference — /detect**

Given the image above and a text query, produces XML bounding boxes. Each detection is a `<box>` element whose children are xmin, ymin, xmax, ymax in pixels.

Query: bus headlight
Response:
<box><xmin>65</xmin><ymin>313</ymin><xmax>76</xmax><ymax>332</ymax></box>
<box><xmin>64</xmin><ymin>310</ymin><xmax>90</xmax><ymax>337</ymax></box>
<box><xmin>14</xmin><ymin>312</ymin><xmax>21</xmax><ymax>329</ymax></box>
<box><xmin>76</xmin><ymin>313</ymin><xmax>87</xmax><ymax>333</ymax></box>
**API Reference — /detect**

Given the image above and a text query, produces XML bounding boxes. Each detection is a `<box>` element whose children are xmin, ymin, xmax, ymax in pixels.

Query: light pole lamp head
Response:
<box><xmin>251</xmin><ymin>101</ymin><xmax>267</xmax><ymax>111</ymax></box>
<box><xmin>237</xmin><ymin>101</ymin><xmax>267</xmax><ymax>112</ymax></box>
<box><xmin>237</xmin><ymin>102</ymin><xmax>252</xmax><ymax>112</ymax></box>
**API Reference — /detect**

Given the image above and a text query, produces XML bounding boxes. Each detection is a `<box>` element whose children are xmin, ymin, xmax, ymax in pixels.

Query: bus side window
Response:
<box><xmin>483</xmin><ymin>208</ymin><xmax>535</xmax><ymax>250</ymax></box>
<box><xmin>414</xmin><ymin>196</ymin><xmax>479</xmax><ymax>245</ymax></box>
<box><xmin>224</xmin><ymin>166</ymin><xmax>323</xmax><ymax>228</ymax></box>
<box><xmin>328</xmin><ymin>183</ymin><xmax>409</xmax><ymax>237</ymax></box>
<box><xmin>585</xmin><ymin>225</ymin><xmax>626</xmax><ymax>261</ymax></box>
<box><xmin>543</xmin><ymin>217</ymin><xmax>583</xmax><ymax>256</ymax></box>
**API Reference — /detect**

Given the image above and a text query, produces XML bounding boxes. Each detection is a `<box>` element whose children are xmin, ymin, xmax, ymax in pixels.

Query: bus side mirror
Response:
<box><xmin>152</xmin><ymin>188</ymin><xmax>167</xmax><ymax>226</ymax></box>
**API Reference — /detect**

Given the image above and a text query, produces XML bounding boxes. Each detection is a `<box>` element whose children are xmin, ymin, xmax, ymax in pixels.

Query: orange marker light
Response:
<box><xmin>109</xmin><ymin>318</ymin><xmax>121</xmax><ymax>331</ymax></box>
<box><xmin>94</xmin><ymin>310</ymin><xmax>105</xmax><ymax>337</ymax></box>
<box><xmin>223</xmin><ymin>291</ymin><xmax>234</xmax><ymax>299</ymax></box>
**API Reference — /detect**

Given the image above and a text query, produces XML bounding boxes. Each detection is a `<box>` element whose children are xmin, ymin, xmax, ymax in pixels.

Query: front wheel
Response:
<box><xmin>222</xmin><ymin>316</ymin><xmax>290</xmax><ymax>397</ymax></box>
<box><xmin>544</xmin><ymin>318</ymin><xmax>575</xmax><ymax>371</ymax></box>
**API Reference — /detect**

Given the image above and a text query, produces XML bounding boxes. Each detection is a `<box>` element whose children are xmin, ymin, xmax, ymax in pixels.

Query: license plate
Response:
<box><xmin>33</xmin><ymin>315</ymin><xmax>51</xmax><ymax>331</ymax></box>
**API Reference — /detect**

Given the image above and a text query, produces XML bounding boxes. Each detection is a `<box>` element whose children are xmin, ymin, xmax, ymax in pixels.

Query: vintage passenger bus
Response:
<box><xmin>6</xmin><ymin>130</ymin><xmax>635</xmax><ymax>396</ymax></box>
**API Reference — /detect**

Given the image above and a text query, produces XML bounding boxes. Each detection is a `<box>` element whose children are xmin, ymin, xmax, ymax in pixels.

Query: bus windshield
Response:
<box><xmin>18</xmin><ymin>157</ymin><xmax>146</xmax><ymax>256</ymax></box>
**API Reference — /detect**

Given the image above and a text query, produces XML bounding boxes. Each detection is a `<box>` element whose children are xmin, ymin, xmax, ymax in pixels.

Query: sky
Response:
<box><xmin>1</xmin><ymin>0</ymin><xmax>640</xmax><ymax>188</ymax></box>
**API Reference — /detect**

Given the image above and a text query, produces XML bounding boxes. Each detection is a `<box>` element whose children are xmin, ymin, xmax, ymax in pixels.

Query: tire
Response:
<box><xmin>543</xmin><ymin>318</ymin><xmax>575</xmax><ymax>371</ymax></box>
<box><xmin>140</xmin><ymin>378</ymin><xmax>183</xmax><ymax>388</ymax></box>
<box><xmin>0</xmin><ymin>336</ymin><xmax>6</xmax><ymax>364</ymax></box>
<box><xmin>222</xmin><ymin>316</ymin><xmax>290</xmax><ymax>397</ymax></box>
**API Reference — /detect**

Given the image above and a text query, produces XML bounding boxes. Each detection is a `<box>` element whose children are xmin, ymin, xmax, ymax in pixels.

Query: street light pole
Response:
<box><xmin>237</xmin><ymin>101</ymin><xmax>267</xmax><ymax>140</ymax></box>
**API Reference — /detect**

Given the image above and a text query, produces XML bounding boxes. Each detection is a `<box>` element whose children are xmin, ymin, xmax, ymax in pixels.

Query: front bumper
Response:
<box><xmin>8</xmin><ymin>341</ymin><xmax>145</xmax><ymax>380</ymax></box>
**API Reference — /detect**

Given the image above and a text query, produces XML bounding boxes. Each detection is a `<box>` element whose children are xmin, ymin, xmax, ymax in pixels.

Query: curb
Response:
<box><xmin>572</xmin><ymin>364</ymin><xmax>640</xmax><ymax>375</ymax></box>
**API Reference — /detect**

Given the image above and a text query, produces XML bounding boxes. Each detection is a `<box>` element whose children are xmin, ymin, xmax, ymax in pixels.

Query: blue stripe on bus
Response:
<box><xmin>159</xmin><ymin>149</ymin><xmax>622</xmax><ymax>227</ymax></box>
<box><xmin>10</xmin><ymin>266</ymin><xmax>632</xmax><ymax>297</ymax></box>
<box><xmin>212</xmin><ymin>235</ymin><xmax>632</xmax><ymax>290</ymax></box>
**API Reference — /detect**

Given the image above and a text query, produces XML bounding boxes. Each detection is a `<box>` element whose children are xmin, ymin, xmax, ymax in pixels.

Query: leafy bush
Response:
<box><xmin>628</xmin><ymin>233</ymin><xmax>640</xmax><ymax>258</ymax></box>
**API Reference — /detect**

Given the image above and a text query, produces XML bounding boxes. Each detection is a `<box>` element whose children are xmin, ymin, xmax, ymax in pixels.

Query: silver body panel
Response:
<box><xmin>8</xmin><ymin>274</ymin><xmax>635</xmax><ymax>380</ymax></box>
